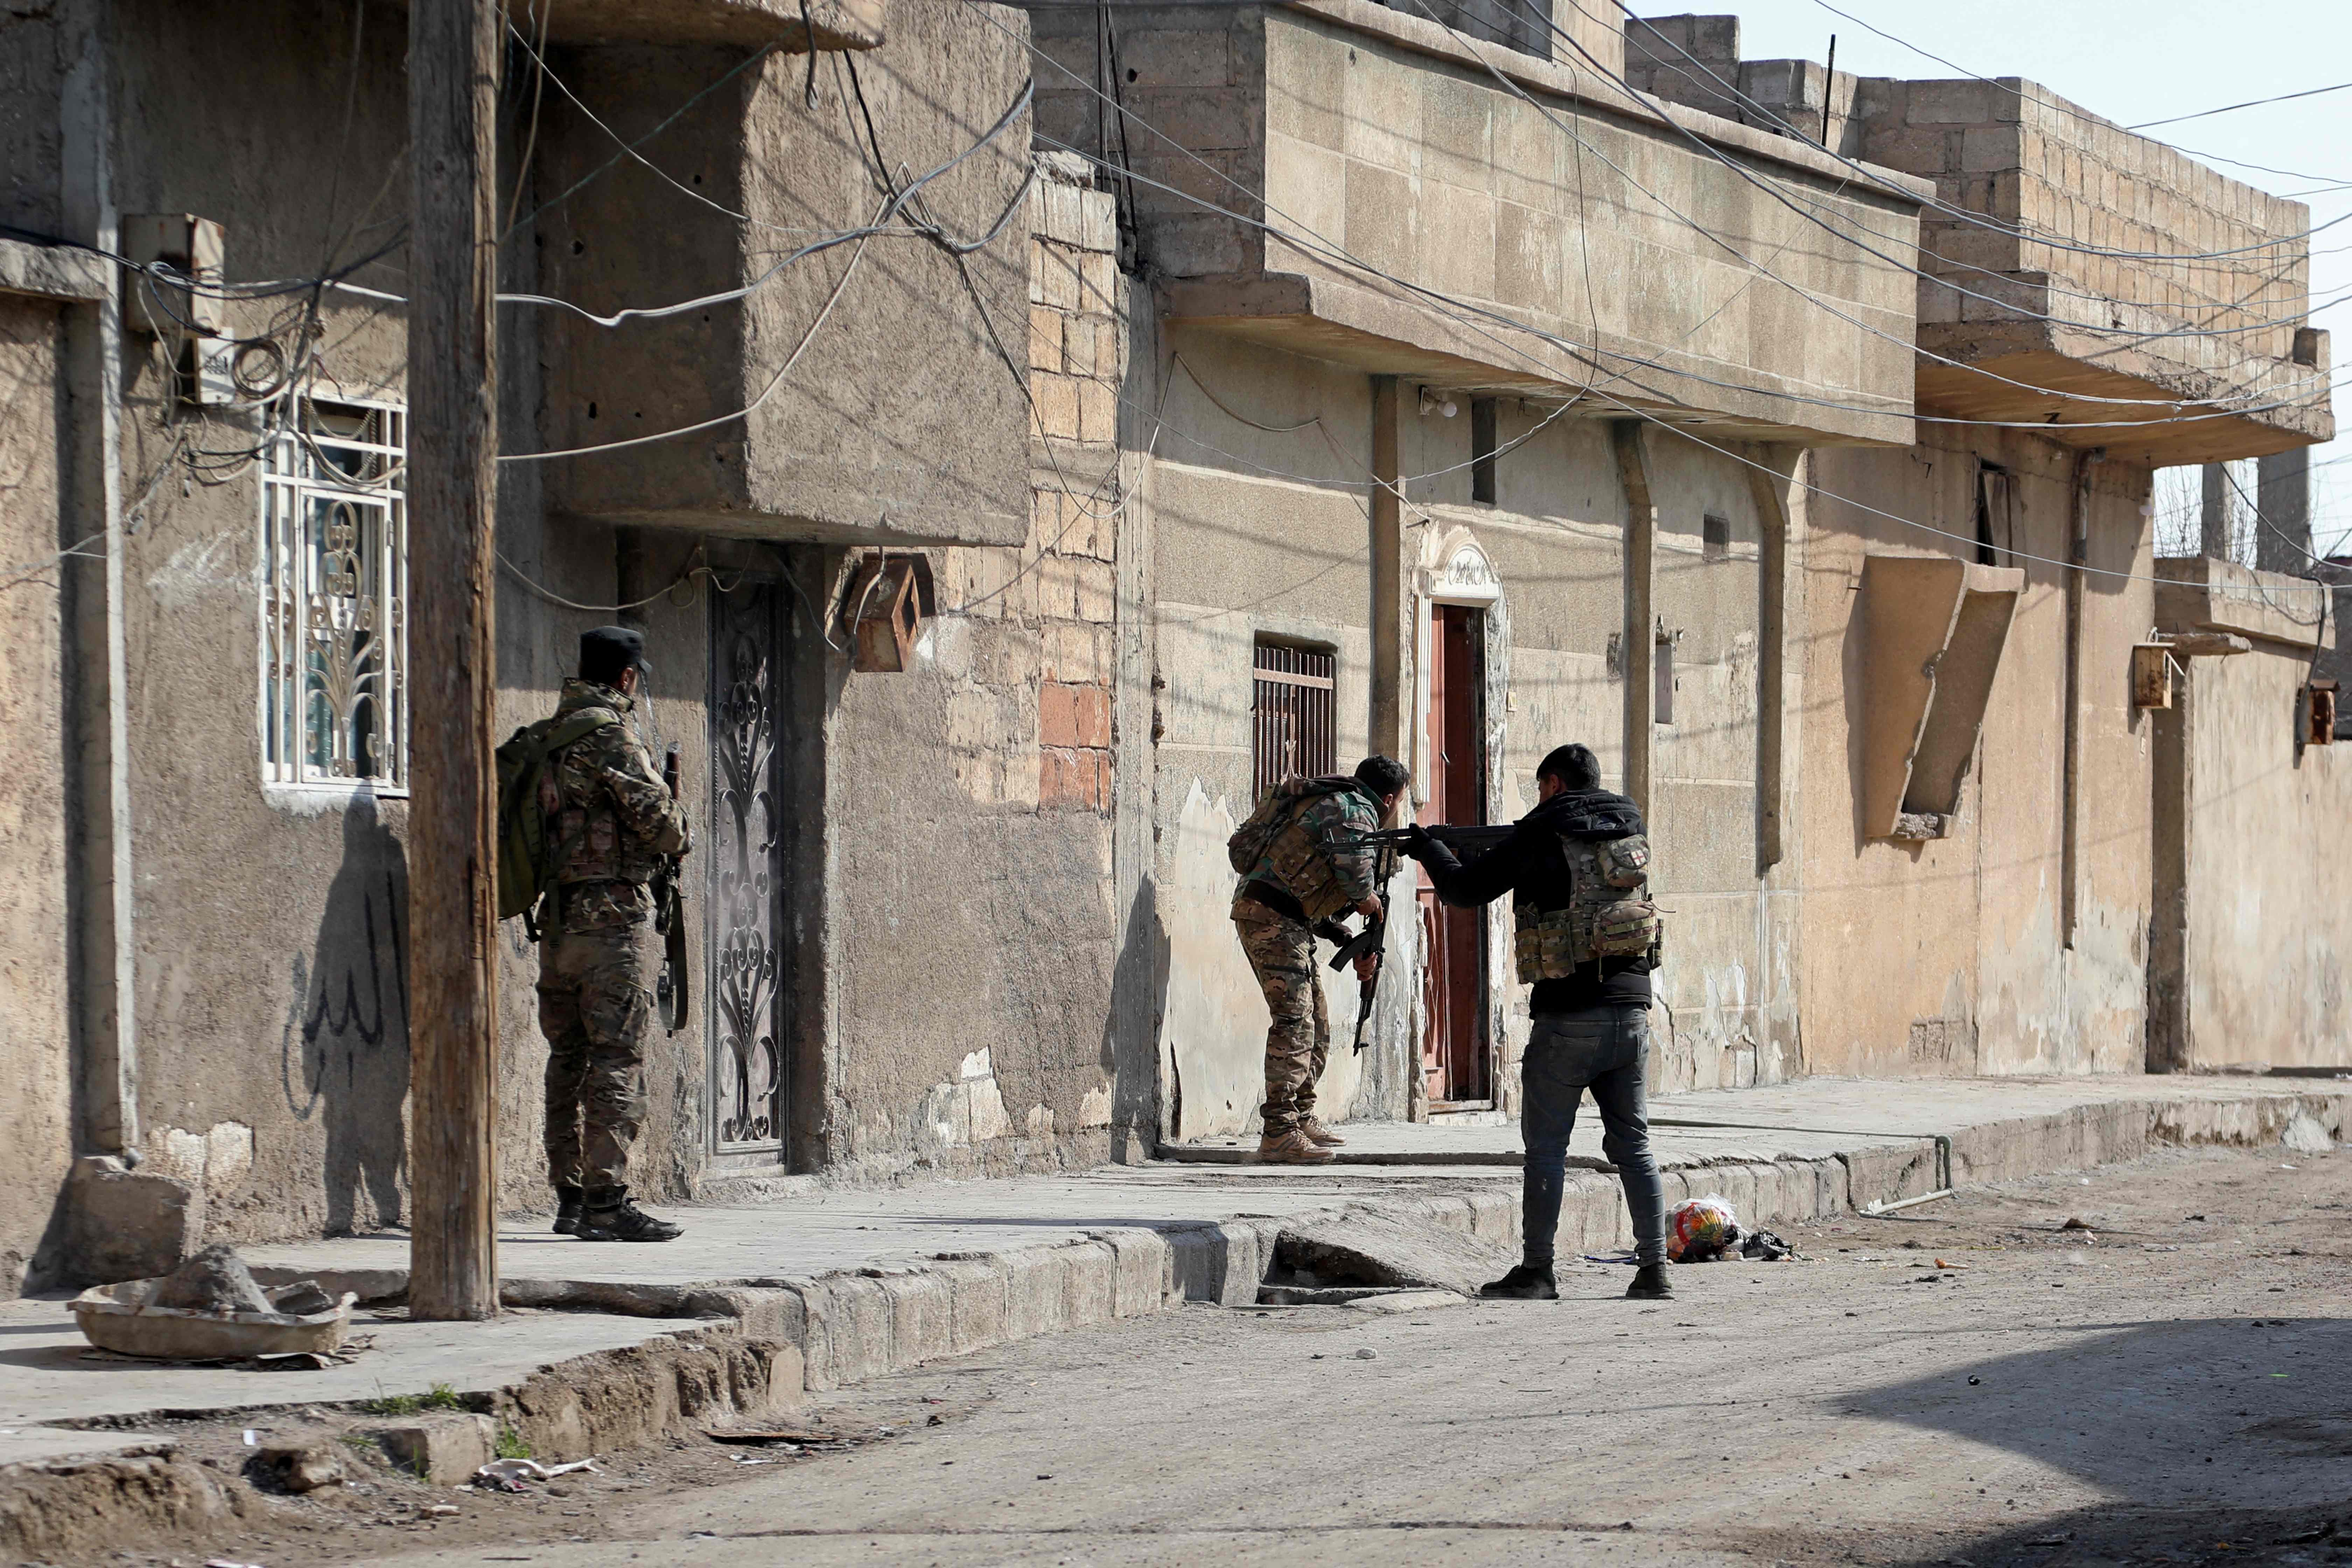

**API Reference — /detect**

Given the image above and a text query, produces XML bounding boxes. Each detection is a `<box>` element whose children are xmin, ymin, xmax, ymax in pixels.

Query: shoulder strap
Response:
<box><xmin>546</xmin><ymin>706</ymin><xmax>621</xmax><ymax>755</ymax></box>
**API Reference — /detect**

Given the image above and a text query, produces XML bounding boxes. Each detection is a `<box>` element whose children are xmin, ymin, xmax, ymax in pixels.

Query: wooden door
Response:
<box><xmin>1418</xmin><ymin>604</ymin><xmax>1489</xmax><ymax>1104</ymax></box>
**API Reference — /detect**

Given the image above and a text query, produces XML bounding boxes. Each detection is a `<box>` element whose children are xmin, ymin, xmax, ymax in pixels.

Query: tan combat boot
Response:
<box><xmin>1298</xmin><ymin>1116</ymin><xmax>1346</xmax><ymax>1147</ymax></box>
<box><xmin>1258</xmin><ymin>1127</ymin><xmax>1336</xmax><ymax>1164</ymax></box>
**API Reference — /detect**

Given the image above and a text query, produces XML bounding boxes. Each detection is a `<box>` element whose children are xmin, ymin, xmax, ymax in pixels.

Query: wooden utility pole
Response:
<box><xmin>407</xmin><ymin>0</ymin><xmax>502</xmax><ymax>1321</ymax></box>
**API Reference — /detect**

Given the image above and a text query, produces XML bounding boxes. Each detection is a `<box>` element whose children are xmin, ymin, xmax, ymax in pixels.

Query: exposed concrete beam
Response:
<box><xmin>0</xmin><ymin>237</ymin><xmax>109</xmax><ymax>303</ymax></box>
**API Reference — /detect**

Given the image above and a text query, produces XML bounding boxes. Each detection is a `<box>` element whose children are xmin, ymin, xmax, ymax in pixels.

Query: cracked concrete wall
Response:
<box><xmin>0</xmin><ymin>294</ymin><xmax>75</xmax><ymax>1293</ymax></box>
<box><xmin>1801</xmin><ymin>432</ymin><xmax>2157</xmax><ymax>1078</ymax></box>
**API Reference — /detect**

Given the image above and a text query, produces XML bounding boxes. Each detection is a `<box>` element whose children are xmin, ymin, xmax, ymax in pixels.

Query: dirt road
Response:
<box><xmin>116</xmin><ymin>1143</ymin><xmax>2352</xmax><ymax>1568</ymax></box>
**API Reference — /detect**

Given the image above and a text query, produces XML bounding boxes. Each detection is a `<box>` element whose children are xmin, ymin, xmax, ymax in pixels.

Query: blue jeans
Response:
<box><xmin>1521</xmin><ymin>1006</ymin><xmax>1666</xmax><ymax>1267</ymax></box>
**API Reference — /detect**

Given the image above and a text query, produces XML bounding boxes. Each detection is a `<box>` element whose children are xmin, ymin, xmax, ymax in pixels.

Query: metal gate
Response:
<box><xmin>708</xmin><ymin>578</ymin><xmax>784</xmax><ymax>1156</ymax></box>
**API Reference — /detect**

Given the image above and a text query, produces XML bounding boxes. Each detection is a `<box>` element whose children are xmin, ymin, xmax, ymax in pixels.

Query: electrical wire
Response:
<box><xmin>2130</xmin><ymin>79</ymin><xmax>2352</xmax><ymax>133</ymax></box>
<box><xmin>496</xmin><ymin>211</ymin><xmax>878</xmax><ymax>464</ymax></box>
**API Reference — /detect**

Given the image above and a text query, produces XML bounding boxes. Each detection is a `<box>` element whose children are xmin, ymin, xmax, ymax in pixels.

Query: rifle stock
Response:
<box><xmin>657</xmin><ymin>746</ymin><xmax>689</xmax><ymax>1035</ymax></box>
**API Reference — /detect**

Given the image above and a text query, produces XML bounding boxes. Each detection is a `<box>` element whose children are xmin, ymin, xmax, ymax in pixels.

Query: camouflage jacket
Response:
<box><xmin>546</xmin><ymin>679</ymin><xmax>691</xmax><ymax>930</ymax></box>
<box><xmin>1233</xmin><ymin>777</ymin><xmax>1384</xmax><ymax>920</ymax></box>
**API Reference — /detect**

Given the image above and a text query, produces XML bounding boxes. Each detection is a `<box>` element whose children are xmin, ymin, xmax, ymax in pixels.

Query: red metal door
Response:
<box><xmin>1418</xmin><ymin>605</ymin><xmax>1488</xmax><ymax>1104</ymax></box>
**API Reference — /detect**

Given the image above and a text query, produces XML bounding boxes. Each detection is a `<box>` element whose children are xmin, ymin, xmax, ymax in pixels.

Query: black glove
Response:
<box><xmin>1400</xmin><ymin>824</ymin><xmax>1437</xmax><ymax>861</ymax></box>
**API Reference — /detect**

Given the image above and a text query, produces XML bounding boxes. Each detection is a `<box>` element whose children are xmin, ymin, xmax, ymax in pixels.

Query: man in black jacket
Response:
<box><xmin>1405</xmin><ymin>742</ymin><xmax>1670</xmax><ymax>1301</ymax></box>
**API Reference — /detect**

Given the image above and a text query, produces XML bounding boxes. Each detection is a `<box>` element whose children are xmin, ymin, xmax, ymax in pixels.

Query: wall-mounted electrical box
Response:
<box><xmin>122</xmin><ymin>214</ymin><xmax>234</xmax><ymax>405</ymax></box>
<box><xmin>843</xmin><ymin>554</ymin><xmax>933</xmax><ymax>672</ymax></box>
<box><xmin>121</xmin><ymin>214</ymin><xmax>226</xmax><ymax>337</ymax></box>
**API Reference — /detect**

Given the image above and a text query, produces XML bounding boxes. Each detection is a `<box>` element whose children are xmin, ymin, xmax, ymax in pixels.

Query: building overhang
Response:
<box><xmin>1163</xmin><ymin>270</ymin><xmax>1918</xmax><ymax>448</ymax></box>
<box><xmin>383</xmin><ymin>0</ymin><xmax>883</xmax><ymax>51</ymax></box>
<box><xmin>1917</xmin><ymin>321</ymin><xmax>2333</xmax><ymax>468</ymax></box>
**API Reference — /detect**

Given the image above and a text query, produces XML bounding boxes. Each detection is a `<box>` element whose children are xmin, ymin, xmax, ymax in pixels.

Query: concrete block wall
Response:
<box><xmin>1854</xmin><ymin>76</ymin><xmax>2318</xmax><ymax>394</ymax></box>
<box><xmin>1024</xmin><ymin>155</ymin><xmax>1125</xmax><ymax>811</ymax></box>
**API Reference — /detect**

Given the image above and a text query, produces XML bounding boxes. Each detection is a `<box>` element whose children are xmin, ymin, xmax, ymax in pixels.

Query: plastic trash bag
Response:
<box><xmin>1667</xmin><ymin>1194</ymin><xmax>1741</xmax><ymax>1262</ymax></box>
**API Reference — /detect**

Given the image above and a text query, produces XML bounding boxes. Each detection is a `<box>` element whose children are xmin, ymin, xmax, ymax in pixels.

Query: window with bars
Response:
<box><xmin>1252</xmin><ymin>641</ymin><xmax>1335</xmax><ymax>802</ymax></box>
<box><xmin>260</xmin><ymin>397</ymin><xmax>409</xmax><ymax>791</ymax></box>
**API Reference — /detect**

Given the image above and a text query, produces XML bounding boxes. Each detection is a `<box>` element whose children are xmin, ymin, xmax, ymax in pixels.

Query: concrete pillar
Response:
<box><xmin>1369</xmin><ymin>376</ymin><xmax>1408</xmax><ymax>767</ymax></box>
<box><xmin>1743</xmin><ymin>444</ymin><xmax>1797</xmax><ymax>874</ymax></box>
<box><xmin>1611</xmin><ymin>421</ymin><xmax>1657</xmax><ymax>816</ymax></box>
<box><xmin>57</xmin><ymin>0</ymin><xmax>138</xmax><ymax>1159</ymax></box>
<box><xmin>2255</xmin><ymin>448</ymin><xmax>2312</xmax><ymax>574</ymax></box>
<box><xmin>2199</xmin><ymin>462</ymin><xmax>2236</xmax><ymax>562</ymax></box>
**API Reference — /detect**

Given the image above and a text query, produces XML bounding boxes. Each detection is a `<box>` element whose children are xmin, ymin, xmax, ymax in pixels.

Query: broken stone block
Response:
<box><xmin>267</xmin><ymin>1279</ymin><xmax>337</xmax><ymax>1316</ymax></box>
<box><xmin>1271</xmin><ymin>1212</ymin><xmax>1516</xmax><ymax>1298</ymax></box>
<box><xmin>61</xmin><ymin>1155</ymin><xmax>202</xmax><ymax>1286</ymax></box>
<box><xmin>150</xmin><ymin>1244</ymin><xmax>273</xmax><ymax>1316</ymax></box>
<box><xmin>372</xmin><ymin>1413</ymin><xmax>496</xmax><ymax>1486</ymax></box>
<box><xmin>257</xmin><ymin>1438</ymin><xmax>346</xmax><ymax>1493</ymax></box>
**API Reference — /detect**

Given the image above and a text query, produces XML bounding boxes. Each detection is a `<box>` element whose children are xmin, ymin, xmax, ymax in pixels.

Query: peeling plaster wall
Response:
<box><xmin>1148</xmin><ymin>332</ymin><xmax>1794</xmax><ymax>1138</ymax></box>
<box><xmin>1147</xmin><ymin>333</ymin><xmax>1379</xmax><ymax>1140</ymax></box>
<box><xmin>0</xmin><ymin>295</ymin><xmax>75</xmax><ymax>1292</ymax></box>
<box><xmin>1801</xmin><ymin>433</ymin><xmax>2156</xmax><ymax>1077</ymax></box>
<box><xmin>809</xmin><ymin>159</ymin><xmax>1127</xmax><ymax>1182</ymax></box>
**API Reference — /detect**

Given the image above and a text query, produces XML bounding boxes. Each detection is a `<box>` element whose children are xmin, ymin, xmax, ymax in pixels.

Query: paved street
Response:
<box><xmin>136</xmin><ymin>1141</ymin><xmax>2352</xmax><ymax>1568</ymax></box>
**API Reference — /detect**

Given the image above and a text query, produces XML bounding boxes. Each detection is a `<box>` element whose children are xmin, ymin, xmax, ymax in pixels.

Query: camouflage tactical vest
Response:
<box><xmin>548</xmin><ymin>722</ymin><xmax>668</xmax><ymax>889</ymax></box>
<box><xmin>1513</xmin><ymin>832</ymin><xmax>1661</xmax><ymax>982</ymax></box>
<box><xmin>1262</xmin><ymin>804</ymin><xmax>1352</xmax><ymax>921</ymax></box>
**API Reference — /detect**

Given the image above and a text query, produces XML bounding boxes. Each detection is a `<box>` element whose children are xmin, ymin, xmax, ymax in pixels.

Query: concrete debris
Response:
<box><xmin>2283</xmin><ymin>1113</ymin><xmax>2335</xmax><ymax>1155</ymax></box>
<box><xmin>1269</xmin><ymin>1213</ymin><xmax>1515</xmax><ymax>1298</ymax></box>
<box><xmin>474</xmin><ymin>1456</ymin><xmax>598</xmax><ymax>1492</ymax></box>
<box><xmin>264</xmin><ymin>1279</ymin><xmax>334</xmax><ymax>1316</ymax></box>
<box><xmin>254</xmin><ymin>1439</ymin><xmax>343</xmax><ymax>1494</ymax></box>
<box><xmin>372</xmin><ymin>1414</ymin><xmax>497</xmax><ymax>1487</ymax></box>
<box><xmin>150</xmin><ymin>1246</ymin><xmax>273</xmax><ymax>1317</ymax></box>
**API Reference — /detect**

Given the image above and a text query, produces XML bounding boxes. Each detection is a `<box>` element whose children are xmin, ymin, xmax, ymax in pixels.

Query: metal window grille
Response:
<box><xmin>1252</xmin><ymin>642</ymin><xmax>1335</xmax><ymax>802</ymax></box>
<box><xmin>260</xmin><ymin>397</ymin><xmax>409</xmax><ymax>790</ymax></box>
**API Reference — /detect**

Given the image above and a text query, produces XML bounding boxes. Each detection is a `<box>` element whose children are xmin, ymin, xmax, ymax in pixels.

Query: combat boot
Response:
<box><xmin>1257</xmin><ymin>1127</ymin><xmax>1335</xmax><ymax>1164</ymax></box>
<box><xmin>1298</xmin><ymin>1116</ymin><xmax>1347</xmax><ymax>1148</ymax></box>
<box><xmin>1626</xmin><ymin>1262</ymin><xmax>1673</xmax><ymax>1300</ymax></box>
<box><xmin>575</xmin><ymin>1186</ymin><xmax>685</xmax><ymax>1243</ymax></box>
<box><xmin>552</xmin><ymin>1184</ymin><xmax>584</xmax><ymax>1236</ymax></box>
<box><xmin>1479</xmin><ymin>1263</ymin><xmax>1559</xmax><ymax>1301</ymax></box>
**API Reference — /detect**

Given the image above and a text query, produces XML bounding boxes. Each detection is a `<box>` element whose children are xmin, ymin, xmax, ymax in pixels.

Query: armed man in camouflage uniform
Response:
<box><xmin>539</xmin><ymin>627</ymin><xmax>693</xmax><ymax>1243</ymax></box>
<box><xmin>1231</xmin><ymin>755</ymin><xmax>1409</xmax><ymax>1164</ymax></box>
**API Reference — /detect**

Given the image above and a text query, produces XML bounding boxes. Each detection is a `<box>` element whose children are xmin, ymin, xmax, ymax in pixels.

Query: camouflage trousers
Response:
<box><xmin>536</xmin><ymin>917</ymin><xmax>658</xmax><ymax>1191</ymax></box>
<box><xmin>1233</xmin><ymin>898</ymin><xmax>1330</xmax><ymax>1134</ymax></box>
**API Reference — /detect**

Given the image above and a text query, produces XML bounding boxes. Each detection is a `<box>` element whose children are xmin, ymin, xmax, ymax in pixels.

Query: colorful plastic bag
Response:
<box><xmin>1667</xmin><ymin>1194</ymin><xmax>1741</xmax><ymax>1262</ymax></box>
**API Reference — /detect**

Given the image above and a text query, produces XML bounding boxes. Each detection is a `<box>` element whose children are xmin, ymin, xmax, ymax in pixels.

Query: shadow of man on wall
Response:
<box><xmin>282</xmin><ymin>792</ymin><xmax>411</xmax><ymax>1235</ymax></box>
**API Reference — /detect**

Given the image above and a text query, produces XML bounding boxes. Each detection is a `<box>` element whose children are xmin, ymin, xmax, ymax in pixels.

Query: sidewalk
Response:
<box><xmin>4</xmin><ymin>1073</ymin><xmax>2343</xmax><ymax>1468</ymax></box>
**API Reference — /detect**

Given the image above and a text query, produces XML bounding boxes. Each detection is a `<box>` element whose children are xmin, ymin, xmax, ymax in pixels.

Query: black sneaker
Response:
<box><xmin>575</xmin><ymin>1191</ymin><xmax>684</xmax><ymax>1243</ymax></box>
<box><xmin>552</xmin><ymin>1185</ymin><xmax>584</xmax><ymax>1237</ymax></box>
<box><xmin>1626</xmin><ymin>1262</ymin><xmax>1673</xmax><ymax>1300</ymax></box>
<box><xmin>1479</xmin><ymin>1263</ymin><xmax>1559</xmax><ymax>1301</ymax></box>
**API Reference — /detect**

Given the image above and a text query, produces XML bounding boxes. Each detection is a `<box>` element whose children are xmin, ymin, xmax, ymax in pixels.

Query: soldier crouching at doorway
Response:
<box><xmin>1227</xmin><ymin>755</ymin><xmax>1410</xmax><ymax>1164</ymax></box>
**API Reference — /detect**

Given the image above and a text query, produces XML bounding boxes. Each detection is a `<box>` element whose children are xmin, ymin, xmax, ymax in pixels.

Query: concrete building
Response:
<box><xmin>1033</xmin><ymin>1</ymin><xmax>2334</xmax><ymax>1132</ymax></box>
<box><xmin>0</xmin><ymin>0</ymin><xmax>1141</xmax><ymax>1293</ymax></box>
<box><xmin>1</xmin><ymin>0</ymin><xmax>2338</xmax><ymax>1295</ymax></box>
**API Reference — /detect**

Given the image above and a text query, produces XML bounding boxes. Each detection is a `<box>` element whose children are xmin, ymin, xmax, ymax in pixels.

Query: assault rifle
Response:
<box><xmin>1324</xmin><ymin>900</ymin><xmax>1386</xmax><ymax>1055</ymax></box>
<box><xmin>654</xmin><ymin>745</ymin><xmax>690</xmax><ymax>1035</ymax></box>
<box><xmin>1358</xmin><ymin>822</ymin><xmax>1516</xmax><ymax>861</ymax></box>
